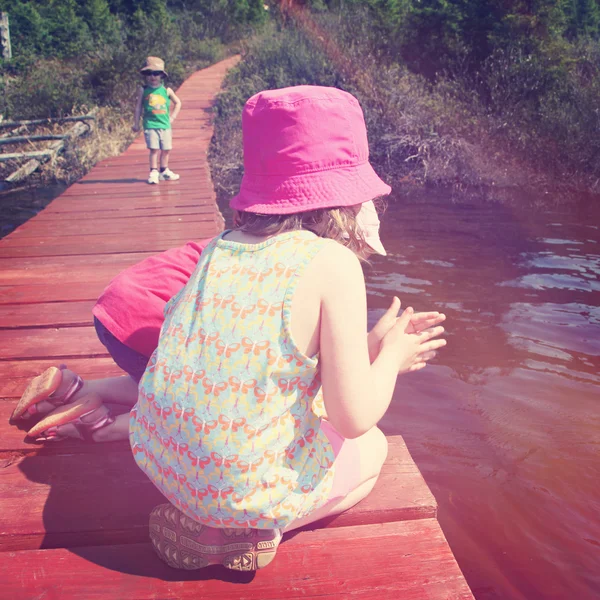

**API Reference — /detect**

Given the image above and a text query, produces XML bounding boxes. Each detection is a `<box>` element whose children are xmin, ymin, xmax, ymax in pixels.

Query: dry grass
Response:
<box><xmin>0</xmin><ymin>108</ymin><xmax>135</xmax><ymax>186</ymax></box>
<box><xmin>47</xmin><ymin>108</ymin><xmax>136</xmax><ymax>184</ymax></box>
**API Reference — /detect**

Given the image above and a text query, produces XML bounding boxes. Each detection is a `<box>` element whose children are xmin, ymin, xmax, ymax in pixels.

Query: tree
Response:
<box><xmin>79</xmin><ymin>0</ymin><xmax>121</xmax><ymax>46</ymax></box>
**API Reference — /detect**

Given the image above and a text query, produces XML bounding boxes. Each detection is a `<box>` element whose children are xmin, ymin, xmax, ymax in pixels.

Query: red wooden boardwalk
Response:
<box><xmin>0</xmin><ymin>57</ymin><xmax>474</xmax><ymax>599</ymax></box>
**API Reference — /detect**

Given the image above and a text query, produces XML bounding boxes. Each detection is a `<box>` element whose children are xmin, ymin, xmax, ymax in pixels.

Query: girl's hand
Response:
<box><xmin>406</xmin><ymin>309</ymin><xmax>446</xmax><ymax>335</ymax></box>
<box><xmin>367</xmin><ymin>297</ymin><xmax>446</xmax><ymax>362</ymax></box>
<box><xmin>367</xmin><ymin>297</ymin><xmax>402</xmax><ymax>362</ymax></box>
<box><xmin>379</xmin><ymin>297</ymin><xmax>447</xmax><ymax>373</ymax></box>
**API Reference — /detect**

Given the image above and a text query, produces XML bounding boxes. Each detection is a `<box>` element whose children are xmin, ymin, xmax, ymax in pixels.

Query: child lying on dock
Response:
<box><xmin>11</xmin><ymin>239</ymin><xmax>211</xmax><ymax>441</ymax></box>
<box><xmin>11</xmin><ymin>86</ymin><xmax>447</xmax><ymax>572</ymax></box>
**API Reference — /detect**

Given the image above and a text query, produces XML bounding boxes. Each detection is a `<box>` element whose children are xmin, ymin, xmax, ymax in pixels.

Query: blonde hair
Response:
<box><xmin>233</xmin><ymin>200</ymin><xmax>386</xmax><ymax>262</ymax></box>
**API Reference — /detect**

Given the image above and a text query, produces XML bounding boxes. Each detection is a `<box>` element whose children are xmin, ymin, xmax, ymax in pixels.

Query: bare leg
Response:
<box><xmin>81</xmin><ymin>375</ymin><xmax>139</xmax><ymax>406</ymax></box>
<box><xmin>160</xmin><ymin>149</ymin><xmax>170</xmax><ymax>169</ymax></box>
<box><xmin>30</xmin><ymin>371</ymin><xmax>139</xmax><ymax>417</ymax></box>
<box><xmin>91</xmin><ymin>413</ymin><xmax>130</xmax><ymax>442</ymax></box>
<box><xmin>149</xmin><ymin>148</ymin><xmax>159</xmax><ymax>170</ymax></box>
<box><xmin>283</xmin><ymin>426</ymin><xmax>388</xmax><ymax>533</ymax></box>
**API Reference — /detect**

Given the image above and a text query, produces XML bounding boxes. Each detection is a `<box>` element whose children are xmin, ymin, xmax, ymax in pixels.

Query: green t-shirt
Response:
<box><xmin>142</xmin><ymin>85</ymin><xmax>171</xmax><ymax>129</ymax></box>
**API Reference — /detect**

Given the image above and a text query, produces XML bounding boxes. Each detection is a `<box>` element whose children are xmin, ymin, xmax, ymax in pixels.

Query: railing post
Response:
<box><xmin>0</xmin><ymin>13</ymin><xmax>12</xmax><ymax>61</ymax></box>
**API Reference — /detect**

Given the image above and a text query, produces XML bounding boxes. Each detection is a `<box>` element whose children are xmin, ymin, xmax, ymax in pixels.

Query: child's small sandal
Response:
<box><xmin>149</xmin><ymin>503</ymin><xmax>281</xmax><ymax>571</ymax></box>
<box><xmin>26</xmin><ymin>394</ymin><xmax>114</xmax><ymax>442</ymax></box>
<box><xmin>11</xmin><ymin>365</ymin><xmax>83</xmax><ymax>421</ymax></box>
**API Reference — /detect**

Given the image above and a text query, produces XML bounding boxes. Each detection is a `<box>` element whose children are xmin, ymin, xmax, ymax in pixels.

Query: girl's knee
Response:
<box><xmin>371</xmin><ymin>427</ymin><xmax>389</xmax><ymax>465</ymax></box>
<box><xmin>357</xmin><ymin>426</ymin><xmax>388</xmax><ymax>479</ymax></box>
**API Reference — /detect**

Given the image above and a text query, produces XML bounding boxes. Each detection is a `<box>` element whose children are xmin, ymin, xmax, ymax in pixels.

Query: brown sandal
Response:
<box><xmin>11</xmin><ymin>365</ymin><xmax>83</xmax><ymax>420</ymax></box>
<box><xmin>27</xmin><ymin>394</ymin><xmax>114</xmax><ymax>442</ymax></box>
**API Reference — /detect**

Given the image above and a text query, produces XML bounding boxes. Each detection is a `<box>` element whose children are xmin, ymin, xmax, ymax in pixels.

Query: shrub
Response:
<box><xmin>8</xmin><ymin>60</ymin><xmax>92</xmax><ymax>119</ymax></box>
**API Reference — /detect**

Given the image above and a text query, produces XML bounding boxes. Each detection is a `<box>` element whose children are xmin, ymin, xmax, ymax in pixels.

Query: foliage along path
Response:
<box><xmin>0</xmin><ymin>55</ymin><xmax>473</xmax><ymax>599</ymax></box>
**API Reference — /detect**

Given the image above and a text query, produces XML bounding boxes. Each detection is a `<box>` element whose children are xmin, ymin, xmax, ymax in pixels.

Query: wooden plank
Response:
<box><xmin>0</xmin><ymin>449</ymin><xmax>163</xmax><ymax>550</ymax></box>
<box><xmin>80</xmin><ymin>152</ymin><xmax>214</xmax><ymax>166</ymax></box>
<box><xmin>72</xmin><ymin>166</ymin><xmax>211</xmax><ymax>177</ymax></box>
<box><xmin>40</xmin><ymin>195</ymin><xmax>216</xmax><ymax>208</ymax></box>
<box><xmin>29</xmin><ymin>195</ymin><xmax>217</xmax><ymax>211</ymax></box>
<box><xmin>5</xmin><ymin>158</ymin><xmax>45</xmax><ymax>183</ymax></box>
<box><xmin>0</xmin><ymin>224</ymin><xmax>213</xmax><ymax>251</ymax></box>
<box><xmin>63</xmin><ymin>176</ymin><xmax>215</xmax><ymax>191</ymax></box>
<box><xmin>7</xmin><ymin>192</ymin><xmax>217</xmax><ymax>209</ymax></box>
<box><xmin>0</xmin><ymin>230</ymin><xmax>216</xmax><ymax>258</ymax></box>
<box><xmin>0</xmin><ymin>437</ymin><xmax>436</xmax><ymax>550</ymax></box>
<box><xmin>0</xmin><ymin>250</ymin><xmax>205</xmax><ymax>281</ymax></box>
<box><xmin>55</xmin><ymin>188</ymin><xmax>216</xmax><ymax>202</ymax></box>
<box><xmin>0</xmin><ymin>300</ymin><xmax>96</xmax><ymax>328</ymax></box>
<box><xmin>0</xmin><ymin>282</ymin><xmax>135</xmax><ymax>304</ymax></box>
<box><xmin>2</xmin><ymin>227</ymin><xmax>211</xmax><ymax>247</ymax></box>
<box><xmin>0</xmin><ymin>520</ymin><xmax>473</xmax><ymax>600</ymax></box>
<box><xmin>0</xmin><ymin>357</ymin><xmax>122</xmax><ymax>398</ymax></box>
<box><xmin>68</xmin><ymin>164</ymin><xmax>212</xmax><ymax>176</ymax></box>
<box><xmin>7</xmin><ymin>214</ymin><xmax>216</xmax><ymax>238</ymax></box>
<box><xmin>0</xmin><ymin>326</ymin><xmax>107</xmax><ymax>360</ymax></box>
<box><xmin>31</xmin><ymin>206</ymin><xmax>211</xmax><ymax>220</ymax></box>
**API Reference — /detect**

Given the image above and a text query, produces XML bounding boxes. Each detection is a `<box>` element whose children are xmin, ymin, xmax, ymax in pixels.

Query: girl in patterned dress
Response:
<box><xmin>127</xmin><ymin>86</ymin><xmax>447</xmax><ymax>572</ymax></box>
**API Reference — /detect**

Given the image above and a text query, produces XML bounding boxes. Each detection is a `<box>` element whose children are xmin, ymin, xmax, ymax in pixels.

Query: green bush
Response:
<box><xmin>313</xmin><ymin>2</ymin><xmax>600</xmax><ymax>192</ymax></box>
<box><xmin>8</xmin><ymin>60</ymin><xmax>92</xmax><ymax>119</ymax></box>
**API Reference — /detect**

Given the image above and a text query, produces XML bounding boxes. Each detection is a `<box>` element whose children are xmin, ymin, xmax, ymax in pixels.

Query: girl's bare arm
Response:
<box><xmin>318</xmin><ymin>244</ymin><xmax>446</xmax><ymax>438</ymax></box>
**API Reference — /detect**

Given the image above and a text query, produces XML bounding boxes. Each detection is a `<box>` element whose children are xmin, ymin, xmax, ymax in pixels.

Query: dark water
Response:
<box><xmin>366</xmin><ymin>194</ymin><xmax>600</xmax><ymax>600</ymax></box>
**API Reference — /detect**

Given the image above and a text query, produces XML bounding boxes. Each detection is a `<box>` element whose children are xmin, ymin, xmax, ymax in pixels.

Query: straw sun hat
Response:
<box><xmin>140</xmin><ymin>56</ymin><xmax>167</xmax><ymax>76</ymax></box>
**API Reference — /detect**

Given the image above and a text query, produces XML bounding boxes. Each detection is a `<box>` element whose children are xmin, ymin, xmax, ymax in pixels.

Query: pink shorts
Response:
<box><xmin>321</xmin><ymin>420</ymin><xmax>362</xmax><ymax>501</ymax></box>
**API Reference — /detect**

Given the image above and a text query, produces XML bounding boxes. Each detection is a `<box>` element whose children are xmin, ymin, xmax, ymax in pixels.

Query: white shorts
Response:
<box><xmin>144</xmin><ymin>128</ymin><xmax>172</xmax><ymax>151</ymax></box>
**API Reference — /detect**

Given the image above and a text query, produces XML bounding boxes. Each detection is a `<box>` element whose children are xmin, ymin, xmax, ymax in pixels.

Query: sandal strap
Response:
<box><xmin>46</xmin><ymin>374</ymin><xmax>84</xmax><ymax>408</ymax></box>
<box><xmin>73</xmin><ymin>407</ymin><xmax>115</xmax><ymax>442</ymax></box>
<box><xmin>36</xmin><ymin>405</ymin><xmax>114</xmax><ymax>443</ymax></box>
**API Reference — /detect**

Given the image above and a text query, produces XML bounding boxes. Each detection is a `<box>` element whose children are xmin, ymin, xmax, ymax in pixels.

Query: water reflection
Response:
<box><xmin>366</xmin><ymin>193</ymin><xmax>600</xmax><ymax>600</ymax></box>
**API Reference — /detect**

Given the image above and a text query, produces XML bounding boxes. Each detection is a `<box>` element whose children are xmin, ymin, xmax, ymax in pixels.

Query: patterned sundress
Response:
<box><xmin>129</xmin><ymin>230</ymin><xmax>336</xmax><ymax>529</ymax></box>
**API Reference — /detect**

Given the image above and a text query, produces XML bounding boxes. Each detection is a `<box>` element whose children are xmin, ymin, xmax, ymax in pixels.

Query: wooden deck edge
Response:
<box><xmin>1</xmin><ymin>519</ymin><xmax>475</xmax><ymax>600</ymax></box>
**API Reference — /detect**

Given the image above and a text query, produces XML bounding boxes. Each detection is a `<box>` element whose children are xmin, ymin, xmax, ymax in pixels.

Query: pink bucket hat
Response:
<box><xmin>230</xmin><ymin>86</ymin><xmax>391</xmax><ymax>215</ymax></box>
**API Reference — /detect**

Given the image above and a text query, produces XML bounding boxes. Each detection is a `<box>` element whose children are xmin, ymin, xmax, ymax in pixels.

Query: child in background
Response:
<box><xmin>128</xmin><ymin>86</ymin><xmax>448</xmax><ymax>572</ymax></box>
<box><xmin>133</xmin><ymin>56</ymin><xmax>182</xmax><ymax>185</ymax></box>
